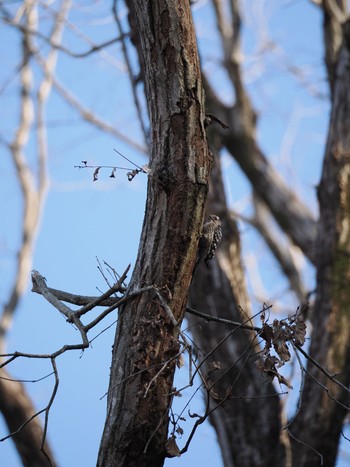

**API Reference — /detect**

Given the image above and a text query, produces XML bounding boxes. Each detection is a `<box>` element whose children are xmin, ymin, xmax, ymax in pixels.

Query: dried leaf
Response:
<box><xmin>275</xmin><ymin>371</ymin><xmax>293</xmax><ymax>390</ymax></box>
<box><xmin>110</xmin><ymin>167</ymin><xmax>116</xmax><ymax>178</ymax></box>
<box><xmin>273</xmin><ymin>320</ymin><xmax>291</xmax><ymax>363</ymax></box>
<box><xmin>173</xmin><ymin>389</ymin><xmax>182</xmax><ymax>397</ymax></box>
<box><xmin>127</xmin><ymin>169</ymin><xmax>140</xmax><ymax>181</ymax></box>
<box><xmin>177</xmin><ymin>355</ymin><xmax>185</xmax><ymax>369</ymax></box>
<box><xmin>93</xmin><ymin>166</ymin><xmax>101</xmax><ymax>181</ymax></box>
<box><xmin>165</xmin><ymin>435</ymin><xmax>181</xmax><ymax>457</ymax></box>
<box><xmin>293</xmin><ymin>316</ymin><xmax>307</xmax><ymax>346</ymax></box>
<box><xmin>260</xmin><ymin>322</ymin><xmax>273</xmax><ymax>349</ymax></box>
<box><xmin>274</xmin><ymin>340</ymin><xmax>291</xmax><ymax>363</ymax></box>
<box><xmin>257</xmin><ymin>355</ymin><xmax>292</xmax><ymax>389</ymax></box>
<box><xmin>176</xmin><ymin>426</ymin><xmax>184</xmax><ymax>436</ymax></box>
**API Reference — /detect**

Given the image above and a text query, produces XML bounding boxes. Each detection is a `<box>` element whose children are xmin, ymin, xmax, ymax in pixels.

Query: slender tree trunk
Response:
<box><xmin>97</xmin><ymin>2</ymin><xmax>211</xmax><ymax>466</ymax></box>
<box><xmin>291</xmin><ymin>19</ymin><xmax>350</xmax><ymax>467</ymax></box>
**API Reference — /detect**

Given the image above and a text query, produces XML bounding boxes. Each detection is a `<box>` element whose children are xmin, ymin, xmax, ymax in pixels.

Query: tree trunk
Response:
<box><xmin>97</xmin><ymin>2</ymin><xmax>211</xmax><ymax>466</ymax></box>
<box><xmin>188</xmin><ymin>133</ymin><xmax>286</xmax><ymax>467</ymax></box>
<box><xmin>0</xmin><ymin>368</ymin><xmax>55</xmax><ymax>466</ymax></box>
<box><xmin>291</xmin><ymin>18</ymin><xmax>350</xmax><ymax>467</ymax></box>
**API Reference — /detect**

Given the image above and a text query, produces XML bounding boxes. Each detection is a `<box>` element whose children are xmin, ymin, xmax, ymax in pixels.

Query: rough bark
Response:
<box><xmin>97</xmin><ymin>2</ymin><xmax>211</xmax><ymax>466</ymax></box>
<box><xmin>0</xmin><ymin>368</ymin><xmax>55</xmax><ymax>466</ymax></box>
<box><xmin>188</xmin><ymin>134</ymin><xmax>286</xmax><ymax>467</ymax></box>
<box><xmin>291</xmin><ymin>18</ymin><xmax>350</xmax><ymax>466</ymax></box>
<box><xmin>322</xmin><ymin>0</ymin><xmax>348</xmax><ymax>93</ymax></box>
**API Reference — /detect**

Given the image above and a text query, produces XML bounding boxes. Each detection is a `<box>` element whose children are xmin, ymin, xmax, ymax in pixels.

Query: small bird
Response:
<box><xmin>192</xmin><ymin>215</ymin><xmax>222</xmax><ymax>281</ymax></box>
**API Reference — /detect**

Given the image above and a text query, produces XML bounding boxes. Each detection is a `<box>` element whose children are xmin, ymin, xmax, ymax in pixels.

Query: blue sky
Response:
<box><xmin>1</xmin><ymin>1</ymin><xmax>348</xmax><ymax>466</ymax></box>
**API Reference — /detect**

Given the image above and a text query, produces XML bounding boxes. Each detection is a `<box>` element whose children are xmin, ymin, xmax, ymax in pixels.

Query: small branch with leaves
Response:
<box><xmin>75</xmin><ymin>149</ymin><xmax>150</xmax><ymax>182</ymax></box>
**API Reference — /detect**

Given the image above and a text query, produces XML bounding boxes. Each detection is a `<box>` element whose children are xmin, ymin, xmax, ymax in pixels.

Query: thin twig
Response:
<box><xmin>35</xmin><ymin>51</ymin><xmax>146</xmax><ymax>154</ymax></box>
<box><xmin>285</xmin><ymin>427</ymin><xmax>323</xmax><ymax>465</ymax></box>
<box><xmin>283</xmin><ymin>342</ymin><xmax>306</xmax><ymax>429</ymax></box>
<box><xmin>41</xmin><ymin>358</ymin><xmax>59</xmax><ymax>454</ymax></box>
<box><xmin>189</xmin><ymin>306</ymin><xmax>269</xmax><ymax>385</ymax></box>
<box><xmin>186</xmin><ymin>306</ymin><xmax>260</xmax><ymax>331</ymax></box>
<box><xmin>296</xmin><ymin>345</ymin><xmax>350</xmax><ymax>395</ymax></box>
<box><xmin>77</xmin><ymin>264</ymin><xmax>130</xmax><ymax>316</ymax></box>
<box><xmin>83</xmin><ymin>285</ymin><xmax>155</xmax><ymax>332</ymax></box>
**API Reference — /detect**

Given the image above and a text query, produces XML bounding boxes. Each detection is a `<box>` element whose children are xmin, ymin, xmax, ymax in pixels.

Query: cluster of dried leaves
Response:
<box><xmin>74</xmin><ymin>160</ymin><xmax>150</xmax><ymax>182</ymax></box>
<box><xmin>74</xmin><ymin>149</ymin><xmax>151</xmax><ymax>182</ymax></box>
<box><xmin>257</xmin><ymin>308</ymin><xmax>307</xmax><ymax>389</ymax></box>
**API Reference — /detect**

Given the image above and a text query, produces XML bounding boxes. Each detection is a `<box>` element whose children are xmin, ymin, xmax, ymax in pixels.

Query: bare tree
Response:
<box><xmin>1</xmin><ymin>1</ymin><xmax>350</xmax><ymax>467</ymax></box>
<box><xmin>0</xmin><ymin>0</ymin><xmax>70</xmax><ymax>464</ymax></box>
<box><xmin>96</xmin><ymin>1</ymin><xmax>212</xmax><ymax>465</ymax></box>
<box><xmin>108</xmin><ymin>1</ymin><xmax>350</xmax><ymax>466</ymax></box>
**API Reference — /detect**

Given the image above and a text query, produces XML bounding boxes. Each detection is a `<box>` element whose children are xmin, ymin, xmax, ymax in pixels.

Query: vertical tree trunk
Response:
<box><xmin>291</xmin><ymin>19</ymin><xmax>350</xmax><ymax>466</ymax></box>
<box><xmin>188</xmin><ymin>133</ymin><xmax>286</xmax><ymax>467</ymax></box>
<box><xmin>97</xmin><ymin>2</ymin><xmax>211</xmax><ymax>466</ymax></box>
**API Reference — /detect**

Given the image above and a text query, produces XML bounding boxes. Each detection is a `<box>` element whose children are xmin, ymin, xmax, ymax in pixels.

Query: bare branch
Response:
<box><xmin>231</xmin><ymin>197</ymin><xmax>307</xmax><ymax>302</ymax></box>
<box><xmin>48</xmin><ymin>69</ymin><xmax>146</xmax><ymax>153</ymax></box>
<box><xmin>186</xmin><ymin>306</ymin><xmax>260</xmax><ymax>332</ymax></box>
<box><xmin>31</xmin><ymin>285</ymin><xmax>118</xmax><ymax>308</ymax></box>
<box><xmin>205</xmin><ymin>0</ymin><xmax>318</xmax><ymax>261</ymax></box>
<box><xmin>112</xmin><ymin>0</ymin><xmax>149</xmax><ymax>146</ymax></box>
<box><xmin>1</xmin><ymin>12</ymin><xmax>125</xmax><ymax>58</ymax></box>
<box><xmin>77</xmin><ymin>264</ymin><xmax>130</xmax><ymax>316</ymax></box>
<box><xmin>285</xmin><ymin>427</ymin><xmax>324</xmax><ymax>465</ymax></box>
<box><xmin>41</xmin><ymin>359</ymin><xmax>59</xmax><ymax>451</ymax></box>
<box><xmin>212</xmin><ymin>0</ymin><xmax>245</xmax><ymax>100</ymax></box>
<box><xmin>295</xmin><ymin>344</ymin><xmax>350</xmax><ymax>396</ymax></box>
<box><xmin>39</xmin><ymin>0</ymin><xmax>124</xmax><ymax>69</ymax></box>
<box><xmin>0</xmin><ymin>365</ymin><xmax>56</xmax><ymax>466</ymax></box>
<box><xmin>0</xmin><ymin>1</ymin><xmax>38</xmax><ymax>347</ymax></box>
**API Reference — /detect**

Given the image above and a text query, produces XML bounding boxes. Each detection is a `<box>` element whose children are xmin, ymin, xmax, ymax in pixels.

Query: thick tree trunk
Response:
<box><xmin>291</xmin><ymin>19</ymin><xmax>350</xmax><ymax>467</ymax></box>
<box><xmin>188</xmin><ymin>135</ymin><xmax>286</xmax><ymax>467</ymax></box>
<box><xmin>97</xmin><ymin>2</ymin><xmax>211</xmax><ymax>466</ymax></box>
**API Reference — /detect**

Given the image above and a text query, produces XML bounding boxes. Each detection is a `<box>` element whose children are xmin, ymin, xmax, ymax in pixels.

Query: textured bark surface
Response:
<box><xmin>0</xmin><ymin>368</ymin><xmax>55</xmax><ymax>466</ymax></box>
<box><xmin>291</xmin><ymin>19</ymin><xmax>350</xmax><ymax>466</ymax></box>
<box><xmin>188</xmin><ymin>136</ymin><xmax>286</xmax><ymax>467</ymax></box>
<box><xmin>97</xmin><ymin>2</ymin><xmax>211</xmax><ymax>466</ymax></box>
<box><xmin>99</xmin><ymin>3</ymin><xmax>350</xmax><ymax>467</ymax></box>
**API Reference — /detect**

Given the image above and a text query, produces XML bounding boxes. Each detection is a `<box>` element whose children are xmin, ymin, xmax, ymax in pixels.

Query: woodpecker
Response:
<box><xmin>193</xmin><ymin>215</ymin><xmax>222</xmax><ymax>279</ymax></box>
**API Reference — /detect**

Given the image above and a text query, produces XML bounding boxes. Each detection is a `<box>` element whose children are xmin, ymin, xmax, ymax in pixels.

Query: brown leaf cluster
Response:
<box><xmin>256</xmin><ymin>308</ymin><xmax>307</xmax><ymax>389</ymax></box>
